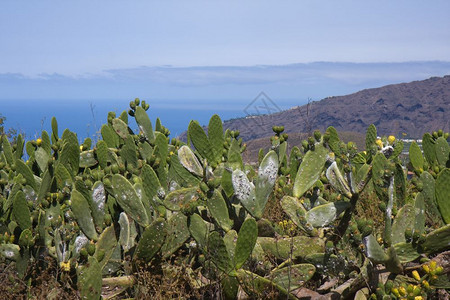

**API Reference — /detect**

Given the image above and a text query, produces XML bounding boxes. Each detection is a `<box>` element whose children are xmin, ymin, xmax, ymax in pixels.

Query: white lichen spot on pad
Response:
<box><xmin>232</xmin><ymin>170</ymin><xmax>255</xmax><ymax>201</ymax></box>
<box><xmin>92</xmin><ymin>183</ymin><xmax>106</xmax><ymax>211</ymax></box>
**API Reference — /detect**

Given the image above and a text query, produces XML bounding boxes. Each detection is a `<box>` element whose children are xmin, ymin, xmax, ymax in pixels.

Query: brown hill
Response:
<box><xmin>223</xmin><ymin>75</ymin><xmax>450</xmax><ymax>142</ymax></box>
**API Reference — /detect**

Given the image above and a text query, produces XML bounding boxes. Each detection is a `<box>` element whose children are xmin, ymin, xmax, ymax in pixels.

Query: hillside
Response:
<box><xmin>222</xmin><ymin>75</ymin><xmax>450</xmax><ymax>141</ymax></box>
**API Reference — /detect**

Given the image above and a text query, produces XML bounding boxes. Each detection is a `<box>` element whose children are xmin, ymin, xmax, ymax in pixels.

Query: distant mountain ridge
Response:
<box><xmin>222</xmin><ymin>75</ymin><xmax>450</xmax><ymax>141</ymax></box>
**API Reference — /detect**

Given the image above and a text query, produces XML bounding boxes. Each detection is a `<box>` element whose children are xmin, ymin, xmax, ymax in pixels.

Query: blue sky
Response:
<box><xmin>1</xmin><ymin>1</ymin><xmax>450</xmax><ymax>76</ymax></box>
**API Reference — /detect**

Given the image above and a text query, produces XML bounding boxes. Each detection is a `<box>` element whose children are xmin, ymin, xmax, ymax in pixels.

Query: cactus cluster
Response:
<box><xmin>0</xmin><ymin>100</ymin><xmax>449</xmax><ymax>299</ymax></box>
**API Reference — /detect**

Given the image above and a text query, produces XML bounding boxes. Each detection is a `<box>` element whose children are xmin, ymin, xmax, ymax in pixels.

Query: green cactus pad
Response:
<box><xmin>258</xmin><ymin>236</ymin><xmax>325</xmax><ymax>260</ymax></box>
<box><xmin>134</xmin><ymin>218</ymin><xmax>166</xmax><ymax>263</ymax></box>
<box><xmin>207</xmin><ymin>190</ymin><xmax>233</xmax><ymax>232</ymax></box>
<box><xmin>95</xmin><ymin>140</ymin><xmax>109</xmax><ymax>169</ymax></box>
<box><xmin>163</xmin><ymin>187</ymin><xmax>199</xmax><ymax>211</ymax></box>
<box><xmin>280</xmin><ymin>196</ymin><xmax>308</xmax><ymax>230</ymax></box>
<box><xmin>118</xmin><ymin>212</ymin><xmax>136</xmax><ymax>252</ymax></box>
<box><xmin>306</xmin><ymin>201</ymin><xmax>350</xmax><ymax>228</ymax></box>
<box><xmin>94</xmin><ymin>225</ymin><xmax>117</xmax><ymax>269</ymax></box>
<box><xmin>15</xmin><ymin>159</ymin><xmax>37</xmax><ymax>191</ymax></box>
<box><xmin>188</xmin><ymin>120</ymin><xmax>214</xmax><ymax>163</ymax></box>
<box><xmin>14</xmin><ymin>134</ymin><xmax>24</xmax><ymax>160</ymax></box>
<box><xmin>435</xmin><ymin>137</ymin><xmax>449</xmax><ymax>167</ymax></box>
<box><xmin>393</xmin><ymin>242</ymin><xmax>420</xmax><ymax>263</ymax></box>
<box><xmin>234</xmin><ymin>218</ymin><xmax>258</xmax><ymax>270</ymax></box>
<box><xmin>178</xmin><ymin>145</ymin><xmax>203</xmax><ymax>176</ymax></box>
<box><xmin>25</xmin><ymin>141</ymin><xmax>35</xmax><ymax>160</ymax></box>
<box><xmin>1</xmin><ymin>135</ymin><xmax>14</xmax><ymax>165</ymax></box>
<box><xmin>414</xmin><ymin>192</ymin><xmax>426</xmax><ymax>236</ymax></box>
<box><xmin>436</xmin><ymin>169</ymin><xmax>450</xmax><ymax>224</ymax></box>
<box><xmin>226</xmin><ymin>139</ymin><xmax>243</xmax><ymax>171</ymax></box>
<box><xmin>409</xmin><ymin>141</ymin><xmax>424</xmax><ymax>171</ymax></box>
<box><xmin>0</xmin><ymin>244</ymin><xmax>20</xmax><ymax>261</ymax></box>
<box><xmin>293</xmin><ymin>143</ymin><xmax>328</xmax><ymax>198</ymax></box>
<box><xmin>37</xmin><ymin>170</ymin><xmax>51</xmax><ymax>202</ymax></box>
<box><xmin>51</xmin><ymin>116</ymin><xmax>58</xmax><ymax>141</ymax></box>
<box><xmin>189</xmin><ymin>213</ymin><xmax>210</xmax><ymax>248</ymax></box>
<box><xmin>207</xmin><ymin>231</ymin><xmax>235</xmax><ymax>275</ymax></box>
<box><xmin>91</xmin><ymin>181</ymin><xmax>106</xmax><ymax>232</ymax></box>
<box><xmin>208</xmin><ymin>114</ymin><xmax>225</xmax><ymax>166</ymax></box>
<box><xmin>326</xmin><ymin>126</ymin><xmax>341</xmax><ymax>156</ymax></box>
<box><xmin>121</xmin><ymin>137</ymin><xmax>138</xmax><ymax>168</ymax></box>
<box><xmin>112</xmin><ymin>118</ymin><xmax>130</xmax><ymax>139</ymax></box>
<box><xmin>12</xmin><ymin>191</ymin><xmax>32</xmax><ymax>230</ymax></box>
<box><xmin>423</xmin><ymin>223</ymin><xmax>450</xmax><ymax>254</ymax></box>
<box><xmin>421</xmin><ymin>172</ymin><xmax>441</xmax><ymax>223</ymax></box>
<box><xmin>141</xmin><ymin>164</ymin><xmax>161</xmax><ymax>206</ymax></box>
<box><xmin>236</xmin><ymin>269</ymin><xmax>293</xmax><ymax>299</ymax></box>
<box><xmin>391</xmin><ymin>140</ymin><xmax>404</xmax><ymax>159</ymax></box>
<box><xmin>77</xmin><ymin>256</ymin><xmax>102</xmax><ymax>300</ymax></box>
<box><xmin>422</xmin><ymin>133</ymin><xmax>436</xmax><ymax>166</ymax></box>
<box><xmin>168</xmin><ymin>154</ymin><xmax>200</xmax><ymax>187</ymax></box>
<box><xmin>101</xmin><ymin>124</ymin><xmax>119</xmax><ymax>148</ymax></box>
<box><xmin>134</xmin><ymin>106</ymin><xmax>155</xmax><ymax>142</ymax></box>
<box><xmin>60</xmin><ymin>131</ymin><xmax>80</xmax><ymax>175</ymax></box>
<box><xmin>391</xmin><ymin>204</ymin><xmax>414</xmax><ymax>244</ymax></box>
<box><xmin>303</xmin><ymin>253</ymin><xmax>347</xmax><ymax>276</ymax></box>
<box><xmin>223</xmin><ymin>230</ymin><xmax>238</xmax><ymax>262</ymax></box>
<box><xmin>271</xmin><ymin>264</ymin><xmax>316</xmax><ymax>292</ymax></box>
<box><xmin>254</xmin><ymin>150</ymin><xmax>278</xmax><ymax>218</ymax></box>
<box><xmin>352</xmin><ymin>163</ymin><xmax>370</xmax><ymax>194</ymax></box>
<box><xmin>161</xmin><ymin>212</ymin><xmax>190</xmax><ymax>258</ymax></box>
<box><xmin>365</xmin><ymin>124</ymin><xmax>377</xmax><ymax>152</ymax></box>
<box><xmin>79</xmin><ymin>150</ymin><xmax>98</xmax><ymax>168</ymax></box>
<box><xmin>326</xmin><ymin>162</ymin><xmax>352</xmax><ymax>198</ymax></box>
<box><xmin>111</xmin><ymin>174</ymin><xmax>149</xmax><ymax>227</ymax></box>
<box><xmin>232</xmin><ymin>169</ymin><xmax>256</xmax><ymax>214</ymax></box>
<box><xmin>363</xmin><ymin>234</ymin><xmax>388</xmax><ymax>263</ymax></box>
<box><xmin>71</xmin><ymin>189</ymin><xmax>98</xmax><ymax>240</ymax></box>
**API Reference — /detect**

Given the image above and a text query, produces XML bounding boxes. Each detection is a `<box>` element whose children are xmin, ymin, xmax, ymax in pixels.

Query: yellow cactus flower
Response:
<box><xmin>60</xmin><ymin>261</ymin><xmax>71</xmax><ymax>272</ymax></box>
<box><xmin>414</xmin><ymin>297</ymin><xmax>423</xmax><ymax>300</ymax></box>
<box><xmin>422</xmin><ymin>264</ymin><xmax>430</xmax><ymax>273</ymax></box>
<box><xmin>36</xmin><ymin>138</ymin><xmax>42</xmax><ymax>146</ymax></box>
<box><xmin>412</xmin><ymin>270</ymin><xmax>421</xmax><ymax>281</ymax></box>
<box><xmin>429</xmin><ymin>260</ymin><xmax>437</xmax><ymax>270</ymax></box>
<box><xmin>399</xmin><ymin>286</ymin><xmax>407</xmax><ymax>296</ymax></box>
<box><xmin>388</xmin><ymin>135</ymin><xmax>396</xmax><ymax>144</ymax></box>
<box><xmin>375</xmin><ymin>139</ymin><xmax>383</xmax><ymax>148</ymax></box>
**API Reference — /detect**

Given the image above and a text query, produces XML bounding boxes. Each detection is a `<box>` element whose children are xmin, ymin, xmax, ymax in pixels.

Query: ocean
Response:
<box><xmin>0</xmin><ymin>99</ymin><xmax>248</xmax><ymax>142</ymax></box>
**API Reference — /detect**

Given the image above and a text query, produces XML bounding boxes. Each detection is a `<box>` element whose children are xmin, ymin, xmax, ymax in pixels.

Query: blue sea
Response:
<box><xmin>0</xmin><ymin>99</ymin><xmax>249</xmax><ymax>142</ymax></box>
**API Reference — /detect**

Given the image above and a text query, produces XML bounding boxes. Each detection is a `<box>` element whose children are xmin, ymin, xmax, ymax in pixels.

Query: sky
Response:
<box><xmin>1</xmin><ymin>1</ymin><xmax>450</xmax><ymax>76</ymax></box>
<box><xmin>1</xmin><ymin>1</ymin><xmax>450</xmax><ymax>138</ymax></box>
